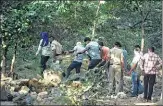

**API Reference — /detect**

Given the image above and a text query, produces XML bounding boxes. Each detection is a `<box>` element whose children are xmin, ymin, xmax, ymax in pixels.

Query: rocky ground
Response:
<box><xmin>1</xmin><ymin>56</ymin><xmax>162</xmax><ymax>105</ymax></box>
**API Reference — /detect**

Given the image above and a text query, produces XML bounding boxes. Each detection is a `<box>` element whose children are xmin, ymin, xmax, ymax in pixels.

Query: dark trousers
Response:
<box><xmin>88</xmin><ymin>59</ymin><xmax>102</xmax><ymax>70</ymax></box>
<box><xmin>66</xmin><ymin>61</ymin><xmax>82</xmax><ymax>78</ymax></box>
<box><xmin>98</xmin><ymin>60</ymin><xmax>106</xmax><ymax>68</ymax></box>
<box><xmin>40</xmin><ymin>55</ymin><xmax>50</xmax><ymax>74</ymax></box>
<box><xmin>144</xmin><ymin>74</ymin><xmax>156</xmax><ymax>100</ymax></box>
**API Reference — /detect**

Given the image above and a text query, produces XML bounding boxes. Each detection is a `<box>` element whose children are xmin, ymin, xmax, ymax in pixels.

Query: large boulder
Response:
<box><xmin>18</xmin><ymin>86</ymin><xmax>30</xmax><ymax>95</ymax></box>
<box><xmin>37</xmin><ymin>91</ymin><xmax>48</xmax><ymax>99</ymax></box>
<box><xmin>43</xmin><ymin>69</ymin><xmax>61</xmax><ymax>86</ymax></box>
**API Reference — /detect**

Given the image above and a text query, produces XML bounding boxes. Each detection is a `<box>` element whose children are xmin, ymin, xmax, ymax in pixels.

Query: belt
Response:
<box><xmin>55</xmin><ymin>54</ymin><xmax>61</xmax><ymax>56</ymax></box>
<box><xmin>110</xmin><ymin>64</ymin><xmax>120</xmax><ymax>65</ymax></box>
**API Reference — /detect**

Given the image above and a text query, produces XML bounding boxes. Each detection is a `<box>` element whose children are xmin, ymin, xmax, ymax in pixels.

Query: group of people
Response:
<box><xmin>36</xmin><ymin>32</ymin><xmax>162</xmax><ymax>102</ymax></box>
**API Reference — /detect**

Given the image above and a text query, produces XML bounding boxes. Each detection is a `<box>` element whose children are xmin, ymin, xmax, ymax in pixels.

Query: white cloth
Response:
<box><xmin>36</xmin><ymin>39</ymin><xmax>51</xmax><ymax>56</ymax></box>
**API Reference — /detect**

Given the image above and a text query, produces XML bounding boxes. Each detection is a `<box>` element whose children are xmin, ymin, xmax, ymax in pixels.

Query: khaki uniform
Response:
<box><xmin>109</xmin><ymin>47</ymin><xmax>124</xmax><ymax>94</ymax></box>
<box><xmin>51</xmin><ymin>40</ymin><xmax>63</xmax><ymax>63</ymax></box>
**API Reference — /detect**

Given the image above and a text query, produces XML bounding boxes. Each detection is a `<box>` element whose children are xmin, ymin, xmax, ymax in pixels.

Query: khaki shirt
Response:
<box><xmin>110</xmin><ymin>47</ymin><xmax>124</xmax><ymax>65</ymax></box>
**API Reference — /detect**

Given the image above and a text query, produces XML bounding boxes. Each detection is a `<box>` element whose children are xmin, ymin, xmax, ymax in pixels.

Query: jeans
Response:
<box><xmin>88</xmin><ymin>59</ymin><xmax>102</xmax><ymax>69</ymax></box>
<box><xmin>144</xmin><ymin>74</ymin><xmax>156</xmax><ymax>100</ymax></box>
<box><xmin>40</xmin><ymin>55</ymin><xmax>50</xmax><ymax>74</ymax></box>
<box><xmin>131</xmin><ymin>71</ymin><xmax>143</xmax><ymax>96</ymax></box>
<box><xmin>66</xmin><ymin>61</ymin><xmax>82</xmax><ymax>78</ymax></box>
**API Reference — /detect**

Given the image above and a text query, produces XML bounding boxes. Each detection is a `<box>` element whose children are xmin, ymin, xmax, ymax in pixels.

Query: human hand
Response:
<box><xmin>127</xmin><ymin>71</ymin><xmax>132</xmax><ymax>76</ymax></box>
<box><xmin>35</xmin><ymin>53</ymin><xmax>38</xmax><ymax>56</ymax></box>
<box><xmin>65</xmin><ymin>51</ymin><xmax>69</xmax><ymax>55</ymax></box>
<box><xmin>53</xmin><ymin>58</ymin><xmax>56</xmax><ymax>63</ymax></box>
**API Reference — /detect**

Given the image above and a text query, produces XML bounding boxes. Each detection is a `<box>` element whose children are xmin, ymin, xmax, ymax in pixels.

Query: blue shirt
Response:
<box><xmin>85</xmin><ymin>41</ymin><xmax>101</xmax><ymax>60</ymax></box>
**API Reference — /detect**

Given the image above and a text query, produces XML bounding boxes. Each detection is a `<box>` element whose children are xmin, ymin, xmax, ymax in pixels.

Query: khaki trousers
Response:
<box><xmin>109</xmin><ymin>64</ymin><xmax>123</xmax><ymax>94</ymax></box>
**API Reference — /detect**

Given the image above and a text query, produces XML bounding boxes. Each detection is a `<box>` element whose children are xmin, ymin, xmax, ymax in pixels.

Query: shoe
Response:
<box><xmin>129</xmin><ymin>94</ymin><xmax>137</xmax><ymax>97</ymax></box>
<box><xmin>147</xmin><ymin>99</ymin><xmax>152</xmax><ymax>102</ymax></box>
<box><xmin>62</xmin><ymin>72</ymin><xmax>66</xmax><ymax>77</ymax></box>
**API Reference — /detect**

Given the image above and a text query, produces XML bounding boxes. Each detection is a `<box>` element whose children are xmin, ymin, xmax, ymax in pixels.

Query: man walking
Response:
<box><xmin>65</xmin><ymin>42</ymin><xmax>85</xmax><ymax>78</ymax></box>
<box><xmin>128</xmin><ymin>45</ymin><xmax>143</xmax><ymax>97</ymax></box>
<box><xmin>77</xmin><ymin>37</ymin><xmax>102</xmax><ymax>70</ymax></box>
<box><xmin>141</xmin><ymin>47</ymin><xmax>162</xmax><ymax>102</ymax></box>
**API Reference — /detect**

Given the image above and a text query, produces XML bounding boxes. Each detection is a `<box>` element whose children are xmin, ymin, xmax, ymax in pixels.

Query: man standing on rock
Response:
<box><xmin>77</xmin><ymin>37</ymin><xmax>102</xmax><ymax>70</ymax></box>
<box><xmin>141</xmin><ymin>47</ymin><xmax>162</xmax><ymax>102</ymax></box>
<box><xmin>108</xmin><ymin>42</ymin><xmax>125</xmax><ymax>95</ymax></box>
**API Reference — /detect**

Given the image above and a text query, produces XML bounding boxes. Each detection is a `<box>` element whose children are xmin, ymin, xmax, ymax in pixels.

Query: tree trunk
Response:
<box><xmin>10</xmin><ymin>43</ymin><xmax>17</xmax><ymax>74</ymax></box>
<box><xmin>92</xmin><ymin>0</ymin><xmax>101</xmax><ymax>39</ymax></box>
<box><xmin>1</xmin><ymin>37</ymin><xmax>8</xmax><ymax>74</ymax></box>
<box><xmin>141</xmin><ymin>21</ymin><xmax>145</xmax><ymax>53</ymax></box>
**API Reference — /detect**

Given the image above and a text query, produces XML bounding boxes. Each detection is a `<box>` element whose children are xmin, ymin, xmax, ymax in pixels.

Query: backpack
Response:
<box><xmin>51</xmin><ymin>40</ymin><xmax>63</xmax><ymax>55</ymax></box>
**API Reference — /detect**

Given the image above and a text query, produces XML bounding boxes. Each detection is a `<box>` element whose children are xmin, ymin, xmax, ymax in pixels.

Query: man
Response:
<box><xmin>65</xmin><ymin>42</ymin><xmax>85</xmax><ymax>78</ymax></box>
<box><xmin>141</xmin><ymin>47</ymin><xmax>162</xmax><ymax>102</ymax></box>
<box><xmin>77</xmin><ymin>37</ymin><xmax>101</xmax><ymax>70</ymax></box>
<box><xmin>127</xmin><ymin>45</ymin><xmax>143</xmax><ymax>97</ymax></box>
<box><xmin>51</xmin><ymin>37</ymin><xmax>63</xmax><ymax>64</ymax></box>
<box><xmin>97</xmin><ymin>41</ymin><xmax>110</xmax><ymax>68</ymax></box>
<box><xmin>109</xmin><ymin>42</ymin><xmax>124</xmax><ymax>95</ymax></box>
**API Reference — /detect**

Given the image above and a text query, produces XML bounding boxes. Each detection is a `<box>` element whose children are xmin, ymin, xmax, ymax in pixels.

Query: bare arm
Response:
<box><xmin>128</xmin><ymin>63</ymin><xmax>137</xmax><ymax>74</ymax></box>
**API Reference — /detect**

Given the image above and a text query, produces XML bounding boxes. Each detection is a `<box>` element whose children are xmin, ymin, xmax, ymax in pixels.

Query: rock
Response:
<box><xmin>71</xmin><ymin>81</ymin><xmax>82</xmax><ymax>88</ymax></box>
<box><xmin>54</xmin><ymin>96</ymin><xmax>72</xmax><ymax>105</ymax></box>
<box><xmin>30</xmin><ymin>92</ymin><xmax>37</xmax><ymax>99</ymax></box>
<box><xmin>38</xmin><ymin>91</ymin><xmax>48</xmax><ymax>98</ymax></box>
<box><xmin>137</xmin><ymin>93</ymin><xmax>144</xmax><ymax>100</ymax></box>
<box><xmin>50</xmin><ymin>60</ymin><xmax>62</xmax><ymax>71</ymax></box>
<box><xmin>110</xmin><ymin>95</ymin><xmax>117</xmax><ymax>99</ymax></box>
<box><xmin>36</xmin><ymin>96</ymin><xmax>42</xmax><ymax>102</ymax></box>
<box><xmin>43</xmin><ymin>69</ymin><xmax>61</xmax><ymax>86</ymax></box>
<box><xmin>33</xmin><ymin>101</ymin><xmax>39</xmax><ymax>105</ymax></box>
<box><xmin>19</xmin><ymin>86</ymin><xmax>30</xmax><ymax>94</ymax></box>
<box><xmin>1</xmin><ymin>101</ymin><xmax>17</xmax><ymax>105</ymax></box>
<box><xmin>13</xmin><ymin>94</ymin><xmax>26</xmax><ymax>102</ymax></box>
<box><xmin>51</xmin><ymin>88</ymin><xmax>61</xmax><ymax>96</ymax></box>
<box><xmin>45</xmin><ymin>101</ymin><xmax>51</xmax><ymax>105</ymax></box>
<box><xmin>152</xmin><ymin>97</ymin><xmax>159</xmax><ymax>103</ymax></box>
<box><xmin>1</xmin><ymin>84</ymin><xmax>8</xmax><ymax>101</ymax></box>
<box><xmin>156</xmin><ymin>100</ymin><xmax>163</xmax><ymax>105</ymax></box>
<box><xmin>116</xmin><ymin>92</ymin><xmax>127</xmax><ymax>99</ymax></box>
<box><xmin>48</xmin><ymin>97</ymin><xmax>54</xmax><ymax>101</ymax></box>
<box><xmin>11</xmin><ymin>92</ymin><xmax>20</xmax><ymax>98</ymax></box>
<box><xmin>25</xmin><ymin>94</ymin><xmax>32</xmax><ymax>105</ymax></box>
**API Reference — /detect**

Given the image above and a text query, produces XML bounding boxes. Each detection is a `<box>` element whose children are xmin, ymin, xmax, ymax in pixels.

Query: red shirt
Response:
<box><xmin>101</xmin><ymin>46</ymin><xmax>110</xmax><ymax>61</ymax></box>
